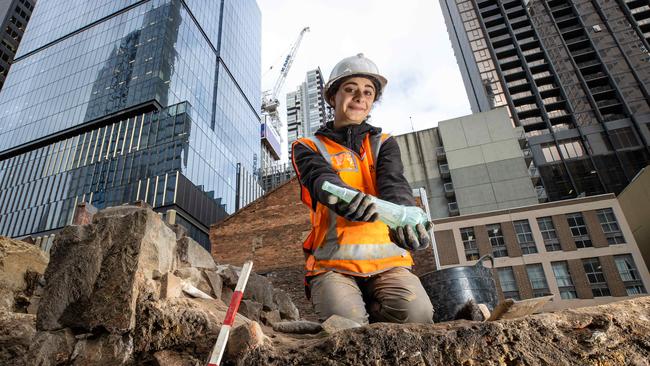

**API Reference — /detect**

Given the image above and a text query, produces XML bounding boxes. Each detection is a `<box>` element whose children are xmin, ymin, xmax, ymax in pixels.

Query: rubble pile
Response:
<box><xmin>1</xmin><ymin>204</ymin><xmax>649</xmax><ymax>365</ymax></box>
<box><xmin>0</xmin><ymin>205</ymin><xmax>299</xmax><ymax>365</ymax></box>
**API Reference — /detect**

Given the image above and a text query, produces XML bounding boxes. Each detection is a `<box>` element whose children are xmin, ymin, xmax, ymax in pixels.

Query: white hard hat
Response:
<box><xmin>324</xmin><ymin>53</ymin><xmax>388</xmax><ymax>106</ymax></box>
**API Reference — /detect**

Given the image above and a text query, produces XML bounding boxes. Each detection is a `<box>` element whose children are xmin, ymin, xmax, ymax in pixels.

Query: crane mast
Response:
<box><xmin>261</xmin><ymin>27</ymin><xmax>310</xmax><ymax>153</ymax></box>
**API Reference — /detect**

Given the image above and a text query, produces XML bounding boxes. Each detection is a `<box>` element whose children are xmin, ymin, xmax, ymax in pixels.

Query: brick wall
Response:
<box><xmin>600</xmin><ymin>255</ymin><xmax>627</xmax><ymax>297</ymax></box>
<box><xmin>502</xmin><ymin>221</ymin><xmax>523</xmax><ymax>257</ymax></box>
<box><xmin>568</xmin><ymin>259</ymin><xmax>593</xmax><ymax>299</ymax></box>
<box><xmin>210</xmin><ymin>177</ymin><xmax>314</xmax><ymax>319</ymax></box>
<box><xmin>512</xmin><ymin>265</ymin><xmax>533</xmax><ymax>299</ymax></box>
<box><xmin>584</xmin><ymin>210</ymin><xmax>608</xmax><ymax>248</ymax></box>
<box><xmin>475</xmin><ymin>225</ymin><xmax>492</xmax><ymax>257</ymax></box>
<box><xmin>553</xmin><ymin>214</ymin><xmax>577</xmax><ymax>251</ymax></box>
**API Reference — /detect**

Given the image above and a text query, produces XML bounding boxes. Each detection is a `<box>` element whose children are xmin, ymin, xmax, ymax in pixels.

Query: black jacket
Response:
<box><xmin>292</xmin><ymin>121</ymin><xmax>415</xmax><ymax>211</ymax></box>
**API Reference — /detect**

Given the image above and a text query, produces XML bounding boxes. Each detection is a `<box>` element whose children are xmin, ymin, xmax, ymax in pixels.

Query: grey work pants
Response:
<box><xmin>309</xmin><ymin>267</ymin><xmax>434</xmax><ymax>325</ymax></box>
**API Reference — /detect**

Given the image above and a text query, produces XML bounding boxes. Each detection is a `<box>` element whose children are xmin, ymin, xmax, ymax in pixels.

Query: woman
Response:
<box><xmin>291</xmin><ymin>53</ymin><xmax>434</xmax><ymax>324</ymax></box>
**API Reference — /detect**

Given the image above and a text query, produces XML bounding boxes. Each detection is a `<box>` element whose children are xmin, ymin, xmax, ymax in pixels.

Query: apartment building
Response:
<box><xmin>432</xmin><ymin>193</ymin><xmax>649</xmax><ymax>311</ymax></box>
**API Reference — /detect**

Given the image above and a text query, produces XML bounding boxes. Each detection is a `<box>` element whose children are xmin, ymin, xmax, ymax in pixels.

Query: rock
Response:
<box><xmin>161</xmin><ymin>273</ymin><xmax>182</xmax><ymax>299</ymax></box>
<box><xmin>321</xmin><ymin>315</ymin><xmax>362</xmax><ymax>334</ymax></box>
<box><xmin>216</xmin><ymin>265</ymin><xmax>240</xmax><ymax>288</ymax></box>
<box><xmin>239</xmin><ymin>300</ymin><xmax>262</xmax><ymax>321</ymax></box>
<box><xmin>0</xmin><ymin>311</ymin><xmax>36</xmax><ymax>366</ymax></box>
<box><xmin>204</xmin><ymin>270</ymin><xmax>223</xmax><ymax>300</ymax></box>
<box><xmin>26</xmin><ymin>328</ymin><xmax>76</xmax><ymax>366</ymax></box>
<box><xmin>222</xmin><ymin>286</ymin><xmax>234</xmax><ymax>305</ymax></box>
<box><xmin>174</xmin><ymin>267</ymin><xmax>212</xmax><ymax>295</ymax></box>
<box><xmin>273</xmin><ymin>289</ymin><xmax>299</xmax><ymax>321</ymax></box>
<box><xmin>37</xmin><ymin>206</ymin><xmax>177</xmax><ymax>333</ymax></box>
<box><xmin>260</xmin><ymin>309</ymin><xmax>281</xmax><ymax>326</ymax></box>
<box><xmin>133</xmin><ymin>298</ymin><xmax>250</xmax><ymax>355</ymax></box>
<box><xmin>245</xmin><ymin>273</ymin><xmax>275</xmax><ymax>311</ymax></box>
<box><xmin>153</xmin><ymin>350</ymin><xmax>201</xmax><ymax>366</ymax></box>
<box><xmin>176</xmin><ymin>236</ymin><xmax>217</xmax><ymax>269</ymax></box>
<box><xmin>70</xmin><ymin>333</ymin><xmax>134</xmax><ymax>365</ymax></box>
<box><xmin>272</xmin><ymin>320</ymin><xmax>322</xmax><ymax>334</ymax></box>
<box><xmin>225</xmin><ymin>321</ymin><xmax>268</xmax><ymax>361</ymax></box>
<box><xmin>0</xmin><ymin>236</ymin><xmax>49</xmax><ymax>311</ymax></box>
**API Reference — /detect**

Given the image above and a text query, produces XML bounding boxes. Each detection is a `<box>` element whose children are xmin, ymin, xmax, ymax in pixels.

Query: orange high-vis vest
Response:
<box><xmin>291</xmin><ymin>133</ymin><xmax>413</xmax><ymax>278</ymax></box>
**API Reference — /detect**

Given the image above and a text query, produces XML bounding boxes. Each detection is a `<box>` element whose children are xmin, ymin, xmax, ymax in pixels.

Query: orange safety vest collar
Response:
<box><xmin>292</xmin><ymin>133</ymin><xmax>413</xmax><ymax>278</ymax></box>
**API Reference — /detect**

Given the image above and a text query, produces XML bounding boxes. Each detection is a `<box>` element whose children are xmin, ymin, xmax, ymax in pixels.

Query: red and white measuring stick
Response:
<box><xmin>206</xmin><ymin>260</ymin><xmax>253</xmax><ymax>366</ymax></box>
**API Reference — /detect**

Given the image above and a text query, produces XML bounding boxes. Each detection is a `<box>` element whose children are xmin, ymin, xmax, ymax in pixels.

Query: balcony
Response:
<box><xmin>522</xmin><ymin>148</ymin><xmax>533</xmax><ymax>162</ymax></box>
<box><xmin>444</xmin><ymin>182</ymin><xmax>455</xmax><ymax>198</ymax></box>
<box><xmin>439</xmin><ymin>163</ymin><xmax>450</xmax><ymax>179</ymax></box>
<box><xmin>436</xmin><ymin>146</ymin><xmax>446</xmax><ymax>161</ymax></box>
<box><xmin>536</xmin><ymin>186</ymin><xmax>548</xmax><ymax>202</ymax></box>
<box><xmin>528</xmin><ymin>165</ymin><xmax>541</xmax><ymax>182</ymax></box>
<box><xmin>448</xmin><ymin>201</ymin><xmax>460</xmax><ymax>216</ymax></box>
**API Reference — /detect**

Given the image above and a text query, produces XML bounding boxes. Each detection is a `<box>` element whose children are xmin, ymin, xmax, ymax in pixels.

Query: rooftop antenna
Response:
<box><xmin>409</xmin><ymin>116</ymin><xmax>415</xmax><ymax>132</ymax></box>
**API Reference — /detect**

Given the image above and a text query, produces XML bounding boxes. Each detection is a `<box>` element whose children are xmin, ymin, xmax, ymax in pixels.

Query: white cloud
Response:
<box><xmin>258</xmin><ymin>0</ymin><xmax>471</xmax><ymax>159</ymax></box>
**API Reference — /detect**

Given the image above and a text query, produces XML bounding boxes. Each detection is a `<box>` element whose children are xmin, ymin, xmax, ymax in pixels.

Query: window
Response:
<box><xmin>596</xmin><ymin>208</ymin><xmax>625</xmax><ymax>244</ymax></box>
<box><xmin>608</xmin><ymin>127</ymin><xmax>639</xmax><ymax>149</ymax></box>
<box><xmin>460</xmin><ymin>227</ymin><xmax>479</xmax><ymax>261</ymax></box>
<box><xmin>552</xmin><ymin>262</ymin><xmax>577</xmax><ymax>299</ymax></box>
<box><xmin>541</xmin><ymin>142</ymin><xmax>561</xmax><ymax>162</ymax></box>
<box><xmin>583</xmin><ymin>258</ymin><xmax>611</xmax><ymax>297</ymax></box>
<box><xmin>537</xmin><ymin>217</ymin><xmax>561</xmax><ymax>251</ymax></box>
<box><xmin>526</xmin><ymin>264</ymin><xmax>550</xmax><ymax>297</ymax></box>
<box><xmin>514</xmin><ymin>220</ymin><xmax>537</xmax><ymax>254</ymax></box>
<box><xmin>615</xmin><ymin>255</ymin><xmax>646</xmax><ymax>295</ymax></box>
<box><xmin>566</xmin><ymin>213</ymin><xmax>592</xmax><ymax>248</ymax></box>
<box><xmin>487</xmin><ymin>223</ymin><xmax>508</xmax><ymax>257</ymax></box>
<box><xmin>557</xmin><ymin>139</ymin><xmax>585</xmax><ymax>159</ymax></box>
<box><xmin>498</xmin><ymin>267</ymin><xmax>520</xmax><ymax>300</ymax></box>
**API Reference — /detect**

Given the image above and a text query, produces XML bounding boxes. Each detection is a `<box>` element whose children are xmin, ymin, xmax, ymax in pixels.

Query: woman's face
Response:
<box><xmin>330</xmin><ymin>76</ymin><xmax>376</xmax><ymax>127</ymax></box>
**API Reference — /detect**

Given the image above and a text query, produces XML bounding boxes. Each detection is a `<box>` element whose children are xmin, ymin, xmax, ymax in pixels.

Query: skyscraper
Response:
<box><xmin>0</xmin><ymin>0</ymin><xmax>37</xmax><ymax>91</ymax></box>
<box><xmin>0</xmin><ymin>0</ymin><xmax>261</xmax><ymax>248</ymax></box>
<box><xmin>440</xmin><ymin>0</ymin><xmax>650</xmax><ymax>201</ymax></box>
<box><xmin>286</xmin><ymin>68</ymin><xmax>331</xmax><ymax>153</ymax></box>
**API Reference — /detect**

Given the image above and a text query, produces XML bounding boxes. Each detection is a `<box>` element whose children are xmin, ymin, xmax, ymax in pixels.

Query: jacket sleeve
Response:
<box><xmin>375</xmin><ymin>136</ymin><xmax>416</xmax><ymax>206</ymax></box>
<box><xmin>291</xmin><ymin>142</ymin><xmax>356</xmax><ymax>211</ymax></box>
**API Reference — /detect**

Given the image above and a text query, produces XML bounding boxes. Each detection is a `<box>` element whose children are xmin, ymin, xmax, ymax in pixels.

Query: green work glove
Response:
<box><xmin>326</xmin><ymin>191</ymin><xmax>379</xmax><ymax>222</ymax></box>
<box><xmin>389</xmin><ymin>222</ymin><xmax>432</xmax><ymax>251</ymax></box>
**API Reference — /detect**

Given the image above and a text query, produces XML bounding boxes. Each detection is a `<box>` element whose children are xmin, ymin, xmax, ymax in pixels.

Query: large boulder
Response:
<box><xmin>176</xmin><ymin>237</ymin><xmax>217</xmax><ymax>269</ymax></box>
<box><xmin>0</xmin><ymin>236</ymin><xmax>48</xmax><ymax>311</ymax></box>
<box><xmin>37</xmin><ymin>206</ymin><xmax>177</xmax><ymax>333</ymax></box>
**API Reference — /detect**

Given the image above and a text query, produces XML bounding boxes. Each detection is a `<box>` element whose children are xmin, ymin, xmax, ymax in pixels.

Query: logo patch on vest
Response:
<box><xmin>331</xmin><ymin>151</ymin><xmax>359</xmax><ymax>172</ymax></box>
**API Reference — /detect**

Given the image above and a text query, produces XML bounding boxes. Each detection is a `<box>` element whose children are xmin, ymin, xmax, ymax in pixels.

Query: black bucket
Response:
<box><xmin>419</xmin><ymin>255</ymin><xmax>498</xmax><ymax>323</ymax></box>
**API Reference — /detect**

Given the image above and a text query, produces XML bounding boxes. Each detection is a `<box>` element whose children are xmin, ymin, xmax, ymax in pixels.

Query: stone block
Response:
<box><xmin>26</xmin><ymin>329</ymin><xmax>76</xmax><ymax>366</ymax></box>
<box><xmin>173</xmin><ymin>268</ymin><xmax>212</xmax><ymax>295</ymax></box>
<box><xmin>272</xmin><ymin>320</ymin><xmax>322</xmax><ymax>334</ymax></box>
<box><xmin>204</xmin><ymin>270</ymin><xmax>223</xmax><ymax>300</ymax></box>
<box><xmin>239</xmin><ymin>300</ymin><xmax>262</xmax><ymax>321</ymax></box>
<box><xmin>176</xmin><ymin>237</ymin><xmax>217</xmax><ymax>269</ymax></box>
<box><xmin>153</xmin><ymin>350</ymin><xmax>201</xmax><ymax>366</ymax></box>
<box><xmin>321</xmin><ymin>315</ymin><xmax>362</xmax><ymax>334</ymax></box>
<box><xmin>0</xmin><ymin>237</ymin><xmax>49</xmax><ymax>311</ymax></box>
<box><xmin>70</xmin><ymin>334</ymin><xmax>134</xmax><ymax>365</ymax></box>
<box><xmin>224</xmin><ymin>321</ymin><xmax>268</xmax><ymax>361</ymax></box>
<box><xmin>0</xmin><ymin>312</ymin><xmax>36</xmax><ymax>366</ymax></box>
<box><xmin>273</xmin><ymin>289</ymin><xmax>299</xmax><ymax>321</ymax></box>
<box><xmin>221</xmin><ymin>287</ymin><xmax>234</xmax><ymax>305</ymax></box>
<box><xmin>161</xmin><ymin>273</ymin><xmax>182</xmax><ymax>299</ymax></box>
<box><xmin>37</xmin><ymin>206</ymin><xmax>177</xmax><ymax>333</ymax></box>
<box><xmin>260</xmin><ymin>309</ymin><xmax>281</xmax><ymax>326</ymax></box>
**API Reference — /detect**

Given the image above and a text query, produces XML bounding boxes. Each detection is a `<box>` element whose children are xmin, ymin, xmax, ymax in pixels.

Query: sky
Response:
<box><xmin>257</xmin><ymin>0</ymin><xmax>472</xmax><ymax>160</ymax></box>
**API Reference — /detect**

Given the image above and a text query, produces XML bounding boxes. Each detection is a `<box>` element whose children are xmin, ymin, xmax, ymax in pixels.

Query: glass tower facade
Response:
<box><xmin>286</xmin><ymin>68</ymin><xmax>331</xmax><ymax>154</ymax></box>
<box><xmin>440</xmin><ymin>0</ymin><xmax>650</xmax><ymax>201</ymax></box>
<box><xmin>0</xmin><ymin>0</ymin><xmax>261</xmax><ymax>248</ymax></box>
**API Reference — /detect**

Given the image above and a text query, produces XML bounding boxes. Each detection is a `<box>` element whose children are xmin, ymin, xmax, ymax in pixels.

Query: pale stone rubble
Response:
<box><xmin>1</xmin><ymin>204</ymin><xmax>650</xmax><ymax>365</ymax></box>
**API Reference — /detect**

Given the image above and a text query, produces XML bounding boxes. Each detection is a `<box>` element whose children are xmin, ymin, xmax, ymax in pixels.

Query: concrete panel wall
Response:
<box><xmin>439</xmin><ymin>107</ymin><xmax>537</xmax><ymax>215</ymax></box>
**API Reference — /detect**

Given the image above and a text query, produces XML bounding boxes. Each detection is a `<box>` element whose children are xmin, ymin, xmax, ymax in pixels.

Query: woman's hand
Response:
<box><xmin>389</xmin><ymin>222</ymin><xmax>432</xmax><ymax>251</ymax></box>
<box><xmin>326</xmin><ymin>191</ymin><xmax>379</xmax><ymax>222</ymax></box>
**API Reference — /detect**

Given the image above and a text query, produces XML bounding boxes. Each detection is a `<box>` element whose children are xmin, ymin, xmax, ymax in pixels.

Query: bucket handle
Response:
<box><xmin>476</xmin><ymin>254</ymin><xmax>495</xmax><ymax>268</ymax></box>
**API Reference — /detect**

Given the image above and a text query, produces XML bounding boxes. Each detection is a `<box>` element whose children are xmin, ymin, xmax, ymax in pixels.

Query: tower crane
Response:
<box><xmin>260</xmin><ymin>26</ymin><xmax>310</xmax><ymax>161</ymax></box>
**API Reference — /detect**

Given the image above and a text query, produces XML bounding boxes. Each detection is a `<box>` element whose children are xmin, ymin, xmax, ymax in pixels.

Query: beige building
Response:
<box><xmin>432</xmin><ymin>194</ymin><xmax>649</xmax><ymax>311</ymax></box>
<box><xmin>618</xmin><ymin>167</ymin><xmax>650</xmax><ymax>270</ymax></box>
